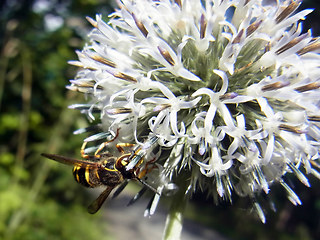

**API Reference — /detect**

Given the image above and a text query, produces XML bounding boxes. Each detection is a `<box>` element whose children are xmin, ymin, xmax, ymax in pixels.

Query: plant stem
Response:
<box><xmin>162</xmin><ymin>202</ymin><xmax>184</xmax><ymax>240</ymax></box>
<box><xmin>162</xmin><ymin>173</ymin><xmax>189</xmax><ymax>240</ymax></box>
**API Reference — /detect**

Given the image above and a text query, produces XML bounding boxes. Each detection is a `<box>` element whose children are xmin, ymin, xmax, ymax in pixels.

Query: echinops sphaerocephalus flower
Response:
<box><xmin>67</xmin><ymin>0</ymin><xmax>320</xmax><ymax>233</ymax></box>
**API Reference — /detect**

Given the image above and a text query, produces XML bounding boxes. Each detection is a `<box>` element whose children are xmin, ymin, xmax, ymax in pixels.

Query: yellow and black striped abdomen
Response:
<box><xmin>72</xmin><ymin>166</ymin><xmax>101</xmax><ymax>188</ymax></box>
<box><xmin>72</xmin><ymin>165</ymin><xmax>123</xmax><ymax>188</ymax></box>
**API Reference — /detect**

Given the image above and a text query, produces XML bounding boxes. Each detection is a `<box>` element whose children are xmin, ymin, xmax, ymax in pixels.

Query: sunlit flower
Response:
<box><xmin>68</xmin><ymin>0</ymin><xmax>320</xmax><ymax>232</ymax></box>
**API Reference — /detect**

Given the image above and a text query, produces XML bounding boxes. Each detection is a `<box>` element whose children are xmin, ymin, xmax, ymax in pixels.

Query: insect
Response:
<box><xmin>41</xmin><ymin>130</ymin><xmax>157</xmax><ymax>214</ymax></box>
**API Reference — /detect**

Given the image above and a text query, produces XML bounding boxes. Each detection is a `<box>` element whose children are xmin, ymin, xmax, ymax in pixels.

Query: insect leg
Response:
<box><xmin>80</xmin><ymin>141</ymin><xmax>90</xmax><ymax>159</ymax></box>
<box><xmin>94</xmin><ymin>128</ymin><xmax>120</xmax><ymax>157</ymax></box>
<box><xmin>115</xmin><ymin>143</ymin><xmax>135</xmax><ymax>153</ymax></box>
<box><xmin>136</xmin><ymin>156</ymin><xmax>157</xmax><ymax>179</ymax></box>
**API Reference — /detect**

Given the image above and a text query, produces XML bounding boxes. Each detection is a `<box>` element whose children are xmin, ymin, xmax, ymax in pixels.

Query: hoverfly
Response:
<box><xmin>41</xmin><ymin>130</ymin><xmax>157</xmax><ymax>214</ymax></box>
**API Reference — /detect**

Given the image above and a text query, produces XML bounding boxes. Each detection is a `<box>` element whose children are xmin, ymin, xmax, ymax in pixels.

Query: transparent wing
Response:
<box><xmin>41</xmin><ymin>153</ymin><xmax>99</xmax><ymax>168</ymax></box>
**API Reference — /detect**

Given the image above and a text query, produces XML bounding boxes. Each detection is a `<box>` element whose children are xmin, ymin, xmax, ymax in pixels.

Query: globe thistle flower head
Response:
<box><xmin>68</xmin><ymin>0</ymin><xmax>320</xmax><ymax>224</ymax></box>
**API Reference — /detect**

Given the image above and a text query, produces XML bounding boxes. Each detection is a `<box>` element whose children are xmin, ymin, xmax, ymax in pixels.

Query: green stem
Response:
<box><xmin>162</xmin><ymin>201</ymin><xmax>185</xmax><ymax>240</ymax></box>
<box><xmin>162</xmin><ymin>174</ymin><xmax>189</xmax><ymax>240</ymax></box>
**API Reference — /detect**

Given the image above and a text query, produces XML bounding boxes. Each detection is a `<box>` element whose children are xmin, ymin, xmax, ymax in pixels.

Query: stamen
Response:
<box><xmin>74</xmin><ymin>53</ymin><xmax>98</xmax><ymax>70</ymax></box>
<box><xmin>84</xmin><ymin>132</ymin><xmax>115</xmax><ymax>142</ymax></box>
<box><xmin>66</xmin><ymin>85</ymin><xmax>94</xmax><ymax>93</ymax></box>
<box><xmin>73</xmin><ymin>125</ymin><xmax>101</xmax><ymax>135</ymax></box>
<box><xmin>279</xmin><ymin>124</ymin><xmax>307</xmax><ymax>134</ymax></box>
<box><xmin>90</xmin><ymin>55</ymin><xmax>116</xmax><ymax>68</ymax></box>
<box><xmin>86</xmin><ymin>16</ymin><xmax>98</xmax><ymax>28</ymax></box>
<box><xmin>175</xmin><ymin>0</ymin><xmax>182</xmax><ymax>8</ymax></box>
<box><xmin>70</xmin><ymin>79</ymin><xmax>95</xmax><ymax>88</ymax></box>
<box><xmin>253</xmin><ymin>201</ymin><xmax>266</xmax><ymax>223</ymax></box>
<box><xmin>114</xmin><ymin>72</ymin><xmax>137</xmax><ymax>82</ymax></box>
<box><xmin>157</xmin><ymin>46</ymin><xmax>175</xmax><ymax>66</ymax></box>
<box><xmin>112</xmin><ymin>181</ymin><xmax>129</xmax><ymax>199</ymax></box>
<box><xmin>219</xmin><ymin>92</ymin><xmax>238</xmax><ymax>100</ymax></box>
<box><xmin>280</xmin><ymin>180</ymin><xmax>302</xmax><ymax>205</ymax></box>
<box><xmin>106</xmin><ymin>108</ymin><xmax>132</xmax><ymax>114</ymax></box>
<box><xmin>127</xmin><ymin>187</ymin><xmax>147</xmax><ymax>206</ymax></box>
<box><xmin>153</xmin><ymin>104</ymin><xmax>171</xmax><ymax>112</ymax></box>
<box><xmin>297</xmin><ymin>40</ymin><xmax>320</xmax><ymax>55</ymax></box>
<box><xmin>68</xmin><ymin>103</ymin><xmax>98</xmax><ymax>110</ymax></box>
<box><xmin>310</xmin><ymin>160</ymin><xmax>320</xmax><ymax>169</ymax></box>
<box><xmin>246</xmin><ymin>20</ymin><xmax>262</xmax><ymax>36</ymax></box>
<box><xmin>275</xmin><ymin>33</ymin><xmax>308</xmax><ymax>55</ymax></box>
<box><xmin>261</xmin><ymin>81</ymin><xmax>290</xmax><ymax>91</ymax></box>
<box><xmin>276</xmin><ymin>0</ymin><xmax>301</xmax><ymax>24</ymax></box>
<box><xmin>200</xmin><ymin>14</ymin><xmax>207</xmax><ymax>39</ymax></box>
<box><xmin>132</xmin><ymin>13</ymin><xmax>148</xmax><ymax>37</ymax></box>
<box><xmin>234</xmin><ymin>61</ymin><xmax>254</xmax><ymax>72</ymax></box>
<box><xmin>294</xmin><ymin>82</ymin><xmax>320</xmax><ymax>92</ymax></box>
<box><xmin>68</xmin><ymin>61</ymin><xmax>84</xmax><ymax>68</ymax></box>
<box><xmin>287</xmin><ymin>161</ymin><xmax>310</xmax><ymax>187</ymax></box>
<box><xmin>307</xmin><ymin>116</ymin><xmax>320</xmax><ymax>122</ymax></box>
<box><xmin>232</xmin><ymin>29</ymin><xmax>244</xmax><ymax>44</ymax></box>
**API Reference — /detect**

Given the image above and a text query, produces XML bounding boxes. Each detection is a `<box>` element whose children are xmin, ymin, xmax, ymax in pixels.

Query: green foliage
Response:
<box><xmin>9</xmin><ymin>199</ymin><xmax>109</xmax><ymax>240</ymax></box>
<box><xmin>0</xmin><ymin>0</ymin><xmax>114</xmax><ymax>239</ymax></box>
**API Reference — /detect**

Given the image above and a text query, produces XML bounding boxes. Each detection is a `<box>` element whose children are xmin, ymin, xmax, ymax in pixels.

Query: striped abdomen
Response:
<box><xmin>72</xmin><ymin>160</ymin><xmax>123</xmax><ymax>188</ymax></box>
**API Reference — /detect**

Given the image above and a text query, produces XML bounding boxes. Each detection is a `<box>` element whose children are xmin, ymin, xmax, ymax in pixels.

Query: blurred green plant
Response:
<box><xmin>0</xmin><ymin>0</ymin><xmax>113</xmax><ymax>239</ymax></box>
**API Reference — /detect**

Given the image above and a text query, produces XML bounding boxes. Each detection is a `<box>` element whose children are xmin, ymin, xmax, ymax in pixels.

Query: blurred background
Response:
<box><xmin>0</xmin><ymin>0</ymin><xmax>319</xmax><ymax>239</ymax></box>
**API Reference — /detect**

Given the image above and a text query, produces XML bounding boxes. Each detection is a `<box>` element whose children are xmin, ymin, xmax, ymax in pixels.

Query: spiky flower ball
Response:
<box><xmin>68</xmin><ymin>0</ymin><xmax>320</xmax><ymax>224</ymax></box>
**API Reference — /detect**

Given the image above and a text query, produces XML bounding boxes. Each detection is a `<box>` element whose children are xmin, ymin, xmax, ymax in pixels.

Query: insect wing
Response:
<box><xmin>41</xmin><ymin>153</ymin><xmax>99</xmax><ymax>168</ymax></box>
<box><xmin>87</xmin><ymin>186</ymin><xmax>113</xmax><ymax>214</ymax></box>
